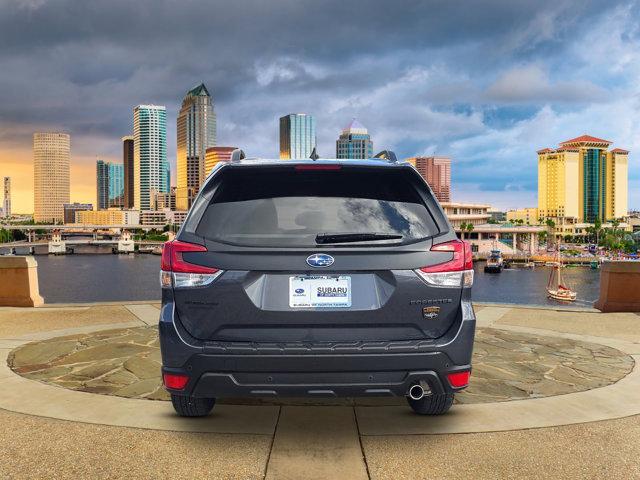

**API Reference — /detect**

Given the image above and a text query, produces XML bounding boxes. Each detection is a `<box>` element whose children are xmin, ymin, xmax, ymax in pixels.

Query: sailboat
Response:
<box><xmin>547</xmin><ymin>250</ymin><xmax>577</xmax><ymax>302</ymax></box>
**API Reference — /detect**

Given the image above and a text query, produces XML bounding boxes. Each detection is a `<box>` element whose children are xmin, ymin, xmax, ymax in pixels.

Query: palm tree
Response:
<box><xmin>545</xmin><ymin>218</ymin><xmax>556</xmax><ymax>248</ymax></box>
<box><xmin>466</xmin><ymin>223</ymin><xmax>474</xmax><ymax>239</ymax></box>
<box><xmin>459</xmin><ymin>222</ymin><xmax>468</xmax><ymax>240</ymax></box>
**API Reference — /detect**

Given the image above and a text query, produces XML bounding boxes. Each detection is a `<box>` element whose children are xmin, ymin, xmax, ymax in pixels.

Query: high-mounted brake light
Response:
<box><xmin>294</xmin><ymin>164</ymin><xmax>342</xmax><ymax>171</ymax></box>
<box><xmin>415</xmin><ymin>240</ymin><xmax>474</xmax><ymax>288</ymax></box>
<box><xmin>160</xmin><ymin>240</ymin><xmax>223</xmax><ymax>289</ymax></box>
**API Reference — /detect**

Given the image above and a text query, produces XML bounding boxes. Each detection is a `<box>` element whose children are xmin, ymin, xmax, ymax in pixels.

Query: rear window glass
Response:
<box><xmin>195</xmin><ymin>167</ymin><xmax>439</xmax><ymax>247</ymax></box>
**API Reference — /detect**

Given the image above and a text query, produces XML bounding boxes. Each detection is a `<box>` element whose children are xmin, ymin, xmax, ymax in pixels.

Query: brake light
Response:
<box><xmin>294</xmin><ymin>164</ymin><xmax>342</xmax><ymax>171</ymax></box>
<box><xmin>415</xmin><ymin>240</ymin><xmax>474</xmax><ymax>288</ymax></box>
<box><xmin>447</xmin><ymin>371</ymin><xmax>470</xmax><ymax>388</ymax></box>
<box><xmin>160</xmin><ymin>240</ymin><xmax>223</xmax><ymax>289</ymax></box>
<box><xmin>163</xmin><ymin>373</ymin><xmax>189</xmax><ymax>390</ymax></box>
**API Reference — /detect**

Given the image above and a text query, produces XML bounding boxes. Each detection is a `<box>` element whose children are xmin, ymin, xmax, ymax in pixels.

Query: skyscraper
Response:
<box><xmin>279</xmin><ymin>114</ymin><xmax>316</xmax><ymax>159</ymax></box>
<box><xmin>2</xmin><ymin>177</ymin><xmax>10</xmax><ymax>218</ymax></box>
<box><xmin>133</xmin><ymin>105</ymin><xmax>168</xmax><ymax>211</ymax></box>
<box><xmin>97</xmin><ymin>160</ymin><xmax>124</xmax><ymax>209</ymax></box>
<box><xmin>406</xmin><ymin>156</ymin><xmax>451</xmax><ymax>202</ymax></box>
<box><xmin>176</xmin><ymin>83</ymin><xmax>216</xmax><ymax>210</ymax></box>
<box><xmin>33</xmin><ymin>132</ymin><xmax>70</xmax><ymax>223</ymax></box>
<box><xmin>122</xmin><ymin>135</ymin><xmax>134</xmax><ymax>208</ymax></box>
<box><xmin>205</xmin><ymin>146</ymin><xmax>238</xmax><ymax>175</ymax></box>
<box><xmin>537</xmin><ymin>135</ymin><xmax>628</xmax><ymax>223</ymax></box>
<box><xmin>336</xmin><ymin>119</ymin><xmax>373</xmax><ymax>159</ymax></box>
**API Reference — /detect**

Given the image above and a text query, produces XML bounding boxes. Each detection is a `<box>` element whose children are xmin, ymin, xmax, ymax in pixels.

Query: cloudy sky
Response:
<box><xmin>1</xmin><ymin>0</ymin><xmax>639</xmax><ymax>213</ymax></box>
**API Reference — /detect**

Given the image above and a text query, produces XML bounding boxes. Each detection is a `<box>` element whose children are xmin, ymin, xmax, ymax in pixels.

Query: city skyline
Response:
<box><xmin>1</xmin><ymin>1</ymin><xmax>639</xmax><ymax>212</ymax></box>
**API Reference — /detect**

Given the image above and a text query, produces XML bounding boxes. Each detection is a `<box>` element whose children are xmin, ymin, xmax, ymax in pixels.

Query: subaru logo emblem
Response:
<box><xmin>306</xmin><ymin>253</ymin><xmax>334</xmax><ymax>268</ymax></box>
<box><xmin>295</xmin><ymin>288</ymin><xmax>305</xmax><ymax>294</ymax></box>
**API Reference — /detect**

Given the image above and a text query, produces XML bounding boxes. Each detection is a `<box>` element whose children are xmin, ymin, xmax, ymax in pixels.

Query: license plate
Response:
<box><xmin>289</xmin><ymin>276</ymin><xmax>352</xmax><ymax>308</ymax></box>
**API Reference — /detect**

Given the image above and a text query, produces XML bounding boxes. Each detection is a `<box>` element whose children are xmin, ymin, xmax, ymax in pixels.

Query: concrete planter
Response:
<box><xmin>594</xmin><ymin>261</ymin><xmax>640</xmax><ymax>312</ymax></box>
<box><xmin>0</xmin><ymin>256</ymin><xmax>44</xmax><ymax>307</ymax></box>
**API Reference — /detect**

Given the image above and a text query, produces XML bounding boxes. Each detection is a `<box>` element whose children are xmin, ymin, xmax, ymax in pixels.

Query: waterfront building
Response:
<box><xmin>122</xmin><ymin>136</ymin><xmax>134</xmax><ymax>208</ymax></box>
<box><xmin>152</xmin><ymin>187</ymin><xmax>176</xmax><ymax>211</ymax></box>
<box><xmin>441</xmin><ymin>202</ymin><xmax>543</xmax><ymax>254</ymax></box>
<box><xmin>538</xmin><ymin>135</ymin><xmax>628</xmax><ymax>224</ymax></box>
<box><xmin>336</xmin><ymin>119</ymin><xmax>373</xmax><ymax>159</ymax></box>
<box><xmin>279</xmin><ymin>114</ymin><xmax>316</xmax><ymax>159</ymax></box>
<box><xmin>63</xmin><ymin>203</ymin><xmax>93</xmax><ymax>224</ymax></box>
<box><xmin>33</xmin><ymin>132</ymin><xmax>70</xmax><ymax>223</ymax></box>
<box><xmin>406</xmin><ymin>156</ymin><xmax>451</xmax><ymax>202</ymax></box>
<box><xmin>133</xmin><ymin>105</ymin><xmax>168</xmax><ymax>211</ymax></box>
<box><xmin>506</xmin><ymin>207</ymin><xmax>539</xmax><ymax>225</ymax></box>
<box><xmin>2</xmin><ymin>177</ymin><xmax>10</xmax><ymax>218</ymax></box>
<box><xmin>176</xmin><ymin>83</ymin><xmax>216</xmax><ymax>210</ymax></box>
<box><xmin>205</xmin><ymin>146</ymin><xmax>237</xmax><ymax>175</ymax></box>
<box><xmin>140</xmin><ymin>210</ymin><xmax>188</xmax><ymax>227</ymax></box>
<box><xmin>75</xmin><ymin>208</ymin><xmax>140</xmax><ymax>226</ymax></box>
<box><xmin>96</xmin><ymin>161</ymin><xmax>125</xmax><ymax>209</ymax></box>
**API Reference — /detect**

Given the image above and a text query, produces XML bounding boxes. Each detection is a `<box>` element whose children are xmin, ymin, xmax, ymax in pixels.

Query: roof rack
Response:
<box><xmin>373</xmin><ymin>150</ymin><xmax>398</xmax><ymax>162</ymax></box>
<box><xmin>229</xmin><ymin>149</ymin><xmax>246</xmax><ymax>162</ymax></box>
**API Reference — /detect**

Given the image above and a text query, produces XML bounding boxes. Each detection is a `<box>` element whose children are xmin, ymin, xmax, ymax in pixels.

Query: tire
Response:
<box><xmin>170</xmin><ymin>394</ymin><xmax>216</xmax><ymax>417</ymax></box>
<box><xmin>407</xmin><ymin>393</ymin><xmax>454</xmax><ymax>415</ymax></box>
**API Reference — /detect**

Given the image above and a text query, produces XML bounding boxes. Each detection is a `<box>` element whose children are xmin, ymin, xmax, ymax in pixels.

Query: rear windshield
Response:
<box><xmin>194</xmin><ymin>166</ymin><xmax>439</xmax><ymax>247</ymax></box>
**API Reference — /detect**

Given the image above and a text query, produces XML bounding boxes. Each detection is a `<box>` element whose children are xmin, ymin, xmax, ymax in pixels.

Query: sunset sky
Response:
<box><xmin>1</xmin><ymin>0</ymin><xmax>639</xmax><ymax>213</ymax></box>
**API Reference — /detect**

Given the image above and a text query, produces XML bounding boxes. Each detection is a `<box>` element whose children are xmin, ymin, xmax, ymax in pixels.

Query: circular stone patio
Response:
<box><xmin>7</xmin><ymin>326</ymin><xmax>634</xmax><ymax>405</ymax></box>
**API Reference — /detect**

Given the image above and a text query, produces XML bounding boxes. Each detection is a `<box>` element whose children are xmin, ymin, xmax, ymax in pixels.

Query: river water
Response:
<box><xmin>17</xmin><ymin>252</ymin><xmax>601</xmax><ymax>308</ymax></box>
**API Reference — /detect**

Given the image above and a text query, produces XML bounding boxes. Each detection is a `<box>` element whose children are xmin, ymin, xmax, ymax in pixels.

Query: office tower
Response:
<box><xmin>406</xmin><ymin>156</ymin><xmax>451</xmax><ymax>202</ymax></box>
<box><xmin>133</xmin><ymin>105</ymin><xmax>168</xmax><ymax>211</ymax></box>
<box><xmin>122</xmin><ymin>136</ymin><xmax>134</xmax><ymax>208</ymax></box>
<box><xmin>538</xmin><ymin>135</ymin><xmax>628</xmax><ymax>223</ymax></box>
<box><xmin>279</xmin><ymin>114</ymin><xmax>316</xmax><ymax>159</ymax></box>
<box><xmin>336</xmin><ymin>119</ymin><xmax>373</xmax><ymax>159</ymax></box>
<box><xmin>152</xmin><ymin>187</ymin><xmax>177</xmax><ymax>210</ymax></box>
<box><xmin>204</xmin><ymin>146</ymin><xmax>238</xmax><ymax>174</ymax></box>
<box><xmin>176</xmin><ymin>83</ymin><xmax>216</xmax><ymax>210</ymax></box>
<box><xmin>2</xmin><ymin>177</ymin><xmax>10</xmax><ymax>218</ymax></box>
<box><xmin>63</xmin><ymin>202</ymin><xmax>93</xmax><ymax>224</ymax></box>
<box><xmin>97</xmin><ymin>160</ymin><xmax>124</xmax><ymax>209</ymax></box>
<box><xmin>33</xmin><ymin>132</ymin><xmax>70</xmax><ymax>223</ymax></box>
<box><xmin>96</xmin><ymin>160</ymin><xmax>109</xmax><ymax>210</ymax></box>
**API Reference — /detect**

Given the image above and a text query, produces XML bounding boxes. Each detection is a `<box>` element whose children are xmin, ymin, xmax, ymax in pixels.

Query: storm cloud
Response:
<box><xmin>0</xmin><ymin>0</ymin><xmax>639</xmax><ymax>211</ymax></box>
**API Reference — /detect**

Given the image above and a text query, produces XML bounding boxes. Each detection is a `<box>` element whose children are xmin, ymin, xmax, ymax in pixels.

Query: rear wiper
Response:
<box><xmin>315</xmin><ymin>233</ymin><xmax>404</xmax><ymax>244</ymax></box>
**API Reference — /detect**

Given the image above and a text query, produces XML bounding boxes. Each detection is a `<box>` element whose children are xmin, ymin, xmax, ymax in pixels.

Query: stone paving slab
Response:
<box><xmin>9</xmin><ymin>325</ymin><xmax>633</xmax><ymax>405</ymax></box>
<box><xmin>124</xmin><ymin>304</ymin><xmax>160</xmax><ymax>326</ymax></box>
<box><xmin>265</xmin><ymin>406</ymin><xmax>368</xmax><ymax>480</ymax></box>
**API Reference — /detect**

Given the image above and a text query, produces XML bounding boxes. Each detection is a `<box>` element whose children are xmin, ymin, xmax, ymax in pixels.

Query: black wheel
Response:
<box><xmin>407</xmin><ymin>393</ymin><xmax>454</xmax><ymax>415</ymax></box>
<box><xmin>170</xmin><ymin>394</ymin><xmax>216</xmax><ymax>417</ymax></box>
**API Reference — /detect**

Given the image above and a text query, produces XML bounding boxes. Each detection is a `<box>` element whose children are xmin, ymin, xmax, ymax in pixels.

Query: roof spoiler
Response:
<box><xmin>230</xmin><ymin>149</ymin><xmax>246</xmax><ymax>162</ymax></box>
<box><xmin>373</xmin><ymin>150</ymin><xmax>398</xmax><ymax>162</ymax></box>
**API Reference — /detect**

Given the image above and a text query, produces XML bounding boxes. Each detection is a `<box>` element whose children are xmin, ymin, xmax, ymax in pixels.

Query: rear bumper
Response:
<box><xmin>159</xmin><ymin>300</ymin><xmax>476</xmax><ymax>399</ymax></box>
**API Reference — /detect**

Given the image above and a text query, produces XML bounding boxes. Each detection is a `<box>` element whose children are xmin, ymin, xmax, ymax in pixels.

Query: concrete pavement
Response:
<box><xmin>0</xmin><ymin>302</ymin><xmax>639</xmax><ymax>479</ymax></box>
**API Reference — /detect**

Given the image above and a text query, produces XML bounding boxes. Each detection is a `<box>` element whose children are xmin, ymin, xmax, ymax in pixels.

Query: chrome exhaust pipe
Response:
<box><xmin>408</xmin><ymin>384</ymin><xmax>425</xmax><ymax>401</ymax></box>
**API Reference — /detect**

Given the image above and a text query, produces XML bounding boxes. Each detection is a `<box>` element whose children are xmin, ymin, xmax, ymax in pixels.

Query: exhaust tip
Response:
<box><xmin>408</xmin><ymin>384</ymin><xmax>425</xmax><ymax>401</ymax></box>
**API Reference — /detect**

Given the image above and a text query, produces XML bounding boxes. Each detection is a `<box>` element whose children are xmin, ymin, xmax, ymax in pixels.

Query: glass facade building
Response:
<box><xmin>336</xmin><ymin>119</ymin><xmax>373</xmax><ymax>159</ymax></box>
<box><xmin>176</xmin><ymin>83</ymin><xmax>216</xmax><ymax>210</ymax></box>
<box><xmin>133</xmin><ymin>105</ymin><xmax>168</xmax><ymax>211</ymax></box>
<box><xmin>97</xmin><ymin>161</ymin><xmax>125</xmax><ymax>209</ymax></box>
<box><xmin>122</xmin><ymin>136</ymin><xmax>134</xmax><ymax>208</ymax></box>
<box><xmin>279</xmin><ymin>114</ymin><xmax>316</xmax><ymax>159</ymax></box>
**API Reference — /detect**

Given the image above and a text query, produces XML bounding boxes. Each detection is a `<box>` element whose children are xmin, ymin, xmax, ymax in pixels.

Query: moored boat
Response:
<box><xmin>484</xmin><ymin>250</ymin><xmax>503</xmax><ymax>273</ymax></box>
<box><xmin>547</xmin><ymin>252</ymin><xmax>577</xmax><ymax>302</ymax></box>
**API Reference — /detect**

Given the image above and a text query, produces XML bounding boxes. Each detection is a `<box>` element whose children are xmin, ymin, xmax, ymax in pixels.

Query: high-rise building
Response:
<box><xmin>406</xmin><ymin>156</ymin><xmax>451</xmax><ymax>202</ymax></box>
<box><xmin>176</xmin><ymin>83</ymin><xmax>216</xmax><ymax>210</ymax></box>
<box><xmin>33</xmin><ymin>132</ymin><xmax>70</xmax><ymax>223</ymax></box>
<box><xmin>96</xmin><ymin>161</ymin><xmax>124</xmax><ymax>209</ymax></box>
<box><xmin>152</xmin><ymin>187</ymin><xmax>176</xmax><ymax>211</ymax></box>
<box><xmin>336</xmin><ymin>119</ymin><xmax>373</xmax><ymax>159</ymax></box>
<box><xmin>63</xmin><ymin>202</ymin><xmax>93</xmax><ymax>224</ymax></box>
<box><xmin>2</xmin><ymin>177</ymin><xmax>10</xmax><ymax>218</ymax></box>
<box><xmin>538</xmin><ymin>135</ymin><xmax>629</xmax><ymax>223</ymax></box>
<box><xmin>122</xmin><ymin>136</ymin><xmax>134</xmax><ymax>208</ymax></box>
<box><xmin>133</xmin><ymin>105</ymin><xmax>168</xmax><ymax>211</ymax></box>
<box><xmin>205</xmin><ymin>146</ymin><xmax>238</xmax><ymax>175</ymax></box>
<box><xmin>279</xmin><ymin>114</ymin><xmax>316</xmax><ymax>159</ymax></box>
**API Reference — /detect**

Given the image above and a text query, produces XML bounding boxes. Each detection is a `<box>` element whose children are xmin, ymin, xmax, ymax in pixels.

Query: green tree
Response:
<box><xmin>459</xmin><ymin>222</ymin><xmax>468</xmax><ymax>240</ymax></box>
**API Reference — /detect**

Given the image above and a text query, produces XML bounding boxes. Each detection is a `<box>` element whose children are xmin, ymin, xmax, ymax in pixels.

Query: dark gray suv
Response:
<box><xmin>159</xmin><ymin>155</ymin><xmax>475</xmax><ymax>417</ymax></box>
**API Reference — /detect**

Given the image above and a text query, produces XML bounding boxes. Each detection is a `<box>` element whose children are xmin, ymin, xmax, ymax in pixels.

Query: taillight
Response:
<box><xmin>294</xmin><ymin>164</ymin><xmax>342</xmax><ymax>171</ymax></box>
<box><xmin>160</xmin><ymin>240</ymin><xmax>223</xmax><ymax>289</ymax></box>
<box><xmin>415</xmin><ymin>240</ymin><xmax>474</xmax><ymax>288</ymax></box>
<box><xmin>163</xmin><ymin>373</ymin><xmax>189</xmax><ymax>390</ymax></box>
<box><xmin>447</xmin><ymin>371</ymin><xmax>470</xmax><ymax>388</ymax></box>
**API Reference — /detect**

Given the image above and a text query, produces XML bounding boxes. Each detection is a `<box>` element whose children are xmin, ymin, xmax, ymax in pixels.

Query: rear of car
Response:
<box><xmin>159</xmin><ymin>159</ymin><xmax>476</xmax><ymax>416</ymax></box>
